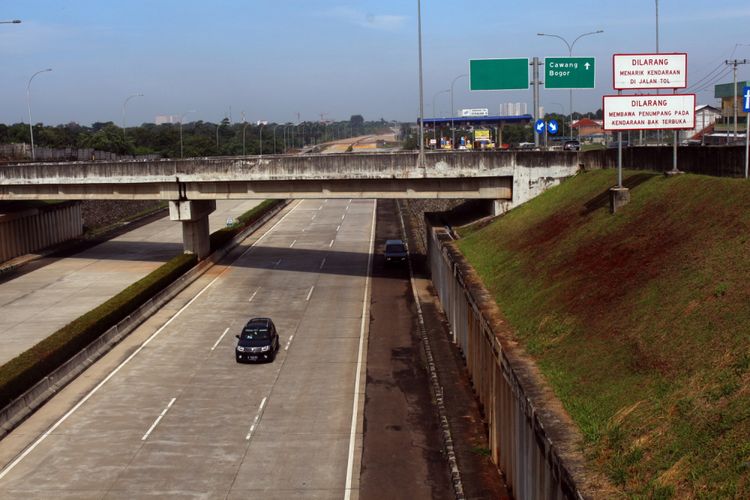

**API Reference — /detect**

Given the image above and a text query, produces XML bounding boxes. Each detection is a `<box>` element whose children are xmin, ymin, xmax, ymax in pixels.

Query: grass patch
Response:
<box><xmin>456</xmin><ymin>169</ymin><xmax>750</xmax><ymax>497</ymax></box>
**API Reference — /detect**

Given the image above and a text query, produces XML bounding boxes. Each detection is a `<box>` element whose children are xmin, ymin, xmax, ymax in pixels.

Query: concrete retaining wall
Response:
<box><xmin>0</xmin><ymin>200</ymin><xmax>289</xmax><ymax>439</ymax></box>
<box><xmin>580</xmin><ymin>145</ymin><xmax>748</xmax><ymax>177</ymax></box>
<box><xmin>0</xmin><ymin>202</ymin><xmax>83</xmax><ymax>263</ymax></box>
<box><xmin>428</xmin><ymin>222</ymin><xmax>600</xmax><ymax>499</ymax></box>
<box><xmin>0</xmin><ymin>143</ymin><xmax>160</xmax><ymax>162</ymax></box>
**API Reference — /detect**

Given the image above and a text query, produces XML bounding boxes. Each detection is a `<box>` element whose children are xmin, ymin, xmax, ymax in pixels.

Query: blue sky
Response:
<box><xmin>1</xmin><ymin>1</ymin><xmax>750</xmax><ymax>125</ymax></box>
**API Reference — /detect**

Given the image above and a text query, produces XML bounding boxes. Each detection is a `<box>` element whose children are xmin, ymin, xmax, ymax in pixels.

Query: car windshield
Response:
<box><xmin>386</xmin><ymin>243</ymin><xmax>406</xmax><ymax>253</ymax></box>
<box><xmin>241</xmin><ymin>326</ymin><xmax>270</xmax><ymax>340</ymax></box>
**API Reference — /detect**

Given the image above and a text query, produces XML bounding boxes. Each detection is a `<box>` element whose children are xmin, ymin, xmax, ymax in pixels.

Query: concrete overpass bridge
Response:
<box><xmin>1</xmin><ymin>150</ymin><xmax>580</xmax><ymax>258</ymax></box>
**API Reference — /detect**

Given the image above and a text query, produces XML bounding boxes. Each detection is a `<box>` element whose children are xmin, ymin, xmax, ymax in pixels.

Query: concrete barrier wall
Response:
<box><xmin>581</xmin><ymin>145</ymin><xmax>748</xmax><ymax>177</ymax></box>
<box><xmin>0</xmin><ymin>202</ymin><xmax>82</xmax><ymax>263</ymax></box>
<box><xmin>427</xmin><ymin>222</ymin><xmax>597</xmax><ymax>500</ymax></box>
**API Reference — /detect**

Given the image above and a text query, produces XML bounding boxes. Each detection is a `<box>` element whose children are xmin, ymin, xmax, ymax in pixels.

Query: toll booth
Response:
<box><xmin>419</xmin><ymin>114</ymin><xmax>533</xmax><ymax>150</ymax></box>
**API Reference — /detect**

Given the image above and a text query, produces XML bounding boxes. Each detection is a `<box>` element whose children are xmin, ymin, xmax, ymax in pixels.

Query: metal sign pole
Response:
<box><xmin>618</xmin><ymin>90</ymin><xmax>623</xmax><ymax>188</ymax></box>
<box><xmin>532</xmin><ymin>57</ymin><xmax>541</xmax><ymax>148</ymax></box>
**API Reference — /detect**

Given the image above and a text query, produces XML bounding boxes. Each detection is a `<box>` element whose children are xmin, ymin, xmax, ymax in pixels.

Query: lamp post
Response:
<box><xmin>26</xmin><ymin>68</ymin><xmax>52</xmax><ymax>161</ymax></box>
<box><xmin>450</xmin><ymin>74</ymin><xmax>468</xmax><ymax>149</ymax></box>
<box><xmin>431</xmin><ymin>89</ymin><xmax>450</xmax><ymax>148</ymax></box>
<box><xmin>273</xmin><ymin>125</ymin><xmax>281</xmax><ymax>154</ymax></box>
<box><xmin>179</xmin><ymin>110</ymin><xmax>196</xmax><ymax>159</ymax></box>
<box><xmin>417</xmin><ymin>0</ymin><xmax>425</xmax><ymax>165</ymax></box>
<box><xmin>537</xmin><ymin>30</ymin><xmax>604</xmax><ymax>138</ymax></box>
<box><xmin>242</xmin><ymin>121</ymin><xmax>250</xmax><ymax>156</ymax></box>
<box><xmin>259</xmin><ymin>122</ymin><xmax>266</xmax><ymax>156</ymax></box>
<box><xmin>122</xmin><ymin>93</ymin><xmax>143</xmax><ymax>132</ymax></box>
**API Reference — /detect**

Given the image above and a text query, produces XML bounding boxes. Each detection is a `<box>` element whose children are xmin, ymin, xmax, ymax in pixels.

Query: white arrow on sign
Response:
<box><xmin>744</xmin><ymin>88</ymin><xmax>750</xmax><ymax>113</ymax></box>
<box><xmin>584</xmin><ymin>62</ymin><xmax>591</xmax><ymax>70</ymax></box>
<box><xmin>535</xmin><ymin>121</ymin><xmax>545</xmax><ymax>132</ymax></box>
<box><xmin>549</xmin><ymin>122</ymin><xmax>558</xmax><ymax>133</ymax></box>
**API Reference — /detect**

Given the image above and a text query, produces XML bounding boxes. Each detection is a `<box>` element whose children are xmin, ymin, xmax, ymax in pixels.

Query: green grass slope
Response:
<box><xmin>457</xmin><ymin>169</ymin><xmax>750</xmax><ymax>498</ymax></box>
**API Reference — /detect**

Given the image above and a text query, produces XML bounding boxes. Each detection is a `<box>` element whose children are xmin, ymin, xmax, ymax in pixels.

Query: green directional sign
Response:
<box><xmin>544</xmin><ymin>57</ymin><xmax>596</xmax><ymax>89</ymax></box>
<box><xmin>470</xmin><ymin>58</ymin><xmax>529</xmax><ymax>91</ymax></box>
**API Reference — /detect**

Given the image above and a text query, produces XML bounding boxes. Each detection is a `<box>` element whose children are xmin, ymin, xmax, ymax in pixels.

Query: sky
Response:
<box><xmin>1</xmin><ymin>0</ymin><xmax>750</xmax><ymax>126</ymax></box>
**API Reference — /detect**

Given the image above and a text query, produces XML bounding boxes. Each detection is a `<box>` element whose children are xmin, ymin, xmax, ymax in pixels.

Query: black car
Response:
<box><xmin>235</xmin><ymin>317</ymin><xmax>279</xmax><ymax>363</ymax></box>
<box><xmin>384</xmin><ymin>239</ymin><xmax>408</xmax><ymax>263</ymax></box>
<box><xmin>563</xmin><ymin>140</ymin><xmax>581</xmax><ymax>151</ymax></box>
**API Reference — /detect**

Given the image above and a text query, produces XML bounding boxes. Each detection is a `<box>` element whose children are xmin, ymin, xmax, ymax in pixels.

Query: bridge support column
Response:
<box><xmin>493</xmin><ymin>200</ymin><xmax>511</xmax><ymax>217</ymax></box>
<box><xmin>169</xmin><ymin>200</ymin><xmax>216</xmax><ymax>259</ymax></box>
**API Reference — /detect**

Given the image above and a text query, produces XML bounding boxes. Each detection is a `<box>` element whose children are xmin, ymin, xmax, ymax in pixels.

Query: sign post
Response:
<box><xmin>743</xmin><ymin>86</ymin><xmax>750</xmax><ymax>179</ymax></box>
<box><xmin>604</xmin><ymin>52</ymin><xmax>691</xmax><ymax>213</ymax></box>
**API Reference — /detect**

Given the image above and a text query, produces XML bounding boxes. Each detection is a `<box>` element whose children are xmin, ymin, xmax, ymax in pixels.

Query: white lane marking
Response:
<box><xmin>141</xmin><ymin>397</ymin><xmax>176</xmax><ymax>441</ymax></box>
<box><xmin>336</xmin><ymin>225</ymin><xmax>341</xmax><ymax>232</ymax></box>
<box><xmin>312</xmin><ymin>214</ymin><xmax>317</xmax><ymax>220</ymax></box>
<box><xmin>273</xmin><ymin>259</ymin><xmax>282</xmax><ymax>268</ymax></box>
<box><xmin>284</xmin><ymin>335</ymin><xmax>295</xmax><ymax>351</ymax></box>
<box><xmin>344</xmin><ymin>199</ymin><xmax>376</xmax><ymax>500</ymax></box>
<box><xmin>329</xmin><ymin>239</ymin><xmax>335</xmax><ymax>248</ymax></box>
<box><xmin>249</xmin><ymin>287</ymin><xmax>260</xmax><ymax>302</ymax></box>
<box><xmin>319</xmin><ymin>257</ymin><xmax>326</xmax><ymax>270</ymax></box>
<box><xmin>211</xmin><ymin>327</ymin><xmax>230</xmax><ymax>351</ymax></box>
<box><xmin>289</xmin><ymin>239</ymin><xmax>296</xmax><ymax>248</ymax></box>
<box><xmin>306</xmin><ymin>286</ymin><xmax>315</xmax><ymax>301</ymax></box>
<box><xmin>245</xmin><ymin>397</ymin><xmax>268</xmax><ymax>440</ymax></box>
<box><xmin>341</xmin><ymin>214</ymin><xmax>345</xmax><ymax>220</ymax></box>
<box><xmin>318</xmin><ymin>206</ymin><xmax>322</xmax><ymax>211</ymax></box>
<box><xmin>0</xmin><ymin>200</ymin><xmax>304</xmax><ymax>481</ymax></box>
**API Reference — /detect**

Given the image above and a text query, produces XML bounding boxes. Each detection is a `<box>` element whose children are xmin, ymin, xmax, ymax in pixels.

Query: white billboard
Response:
<box><xmin>613</xmin><ymin>53</ymin><xmax>687</xmax><ymax>90</ymax></box>
<box><xmin>603</xmin><ymin>94</ymin><xmax>696</xmax><ymax>131</ymax></box>
<box><xmin>460</xmin><ymin>108</ymin><xmax>489</xmax><ymax>117</ymax></box>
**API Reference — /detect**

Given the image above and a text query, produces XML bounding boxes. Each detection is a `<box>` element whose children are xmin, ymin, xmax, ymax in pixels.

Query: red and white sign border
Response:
<box><xmin>612</xmin><ymin>52</ymin><xmax>688</xmax><ymax>91</ymax></box>
<box><xmin>602</xmin><ymin>93</ymin><xmax>697</xmax><ymax>132</ymax></box>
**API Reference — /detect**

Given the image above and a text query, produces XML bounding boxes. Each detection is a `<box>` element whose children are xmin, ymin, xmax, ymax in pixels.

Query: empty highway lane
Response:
<box><xmin>0</xmin><ymin>198</ymin><xmax>374</xmax><ymax>499</ymax></box>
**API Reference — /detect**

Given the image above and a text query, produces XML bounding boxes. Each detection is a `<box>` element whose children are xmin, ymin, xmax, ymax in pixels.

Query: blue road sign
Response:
<box><xmin>535</xmin><ymin>119</ymin><xmax>546</xmax><ymax>135</ymax></box>
<box><xmin>743</xmin><ymin>86</ymin><xmax>750</xmax><ymax>113</ymax></box>
<box><xmin>547</xmin><ymin>119</ymin><xmax>559</xmax><ymax>135</ymax></box>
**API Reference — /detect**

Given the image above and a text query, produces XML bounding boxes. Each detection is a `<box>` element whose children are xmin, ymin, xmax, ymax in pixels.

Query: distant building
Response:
<box><xmin>500</xmin><ymin>102</ymin><xmax>528</xmax><ymax>116</ymax></box>
<box><xmin>155</xmin><ymin>115</ymin><xmax>181</xmax><ymax>125</ymax></box>
<box><xmin>688</xmin><ymin>105</ymin><xmax>722</xmax><ymax>139</ymax></box>
<box><xmin>572</xmin><ymin>118</ymin><xmax>606</xmax><ymax>142</ymax></box>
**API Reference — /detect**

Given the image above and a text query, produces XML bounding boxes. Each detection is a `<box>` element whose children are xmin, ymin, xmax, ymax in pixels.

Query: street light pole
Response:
<box><xmin>417</xmin><ymin>0</ymin><xmax>425</xmax><ymax>166</ymax></box>
<box><xmin>26</xmin><ymin>68</ymin><xmax>52</xmax><ymax>161</ymax></box>
<box><xmin>179</xmin><ymin>110</ymin><xmax>196</xmax><ymax>159</ymax></box>
<box><xmin>243</xmin><ymin>121</ymin><xmax>250</xmax><ymax>156</ymax></box>
<box><xmin>122</xmin><ymin>93</ymin><xmax>143</xmax><ymax>132</ymax></box>
<box><xmin>259</xmin><ymin>122</ymin><xmax>266</xmax><ymax>156</ymax></box>
<box><xmin>450</xmin><ymin>74</ymin><xmax>468</xmax><ymax>149</ymax></box>
<box><xmin>537</xmin><ymin>30</ymin><xmax>603</xmax><ymax>138</ymax></box>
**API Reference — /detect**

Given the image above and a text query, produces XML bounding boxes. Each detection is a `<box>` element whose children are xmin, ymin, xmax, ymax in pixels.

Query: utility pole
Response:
<box><xmin>725</xmin><ymin>59</ymin><xmax>749</xmax><ymax>143</ymax></box>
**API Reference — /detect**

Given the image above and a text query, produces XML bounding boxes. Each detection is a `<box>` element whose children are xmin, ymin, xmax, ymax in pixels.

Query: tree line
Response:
<box><xmin>0</xmin><ymin>114</ymin><xmax>395</xmax><ymax>158</ymax></box>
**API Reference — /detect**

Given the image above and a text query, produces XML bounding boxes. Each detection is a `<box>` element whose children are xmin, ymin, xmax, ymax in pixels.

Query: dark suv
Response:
<box><xmin>384</xmin><ymin>239</ymin><xmax>408</xmax><ymax>263</ymax></box>
<box><xmin>235</xmin><ymin>317</ymin><xmax>279</xmax><ymax>363</ymax></box>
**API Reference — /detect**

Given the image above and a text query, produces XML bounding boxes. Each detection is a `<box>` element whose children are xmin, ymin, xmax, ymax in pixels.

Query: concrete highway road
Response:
<box><xmin>0</xmin><ymin>199</ymin><xmax>374</xmax><ymax>498</ymax></box>
<box><xmin>0</xmin><ymin>200</ymin><xmax>260</xmax><ymax>366</ymax></box>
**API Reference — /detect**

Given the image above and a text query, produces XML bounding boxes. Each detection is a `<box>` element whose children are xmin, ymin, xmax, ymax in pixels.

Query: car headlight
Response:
<box><xmin>237</xmin><ymin>346</ymin><xmax>245</xmax><ymax>352</ymax></box>
<box><xmin>260</xmin><ymin>345</ymin><xmax>271</xmax><ymax>352</ymax></box>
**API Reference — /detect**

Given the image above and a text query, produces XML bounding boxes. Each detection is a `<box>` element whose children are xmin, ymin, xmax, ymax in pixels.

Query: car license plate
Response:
<box><xmin>249</xmin><ymin>356</ymin><xmax>258</xmax><ymax>361</ymax></box>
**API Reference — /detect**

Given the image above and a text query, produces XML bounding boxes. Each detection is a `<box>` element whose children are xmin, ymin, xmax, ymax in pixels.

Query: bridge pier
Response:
<box><xmin>169</xmin><ymin>200</ymin><xmax>216</xmax><ymax>259</ymax></box>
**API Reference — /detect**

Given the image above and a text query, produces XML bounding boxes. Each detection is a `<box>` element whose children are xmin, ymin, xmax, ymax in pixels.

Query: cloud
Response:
<box><xmin>323</xmin><ymin>6</ymin><xmax>407</xmax><ymax>31</ymax></box>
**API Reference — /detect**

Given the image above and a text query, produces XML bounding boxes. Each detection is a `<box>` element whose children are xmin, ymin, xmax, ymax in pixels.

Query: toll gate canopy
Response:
<box><xmin>419</xmin><ymin>114</ymin><xmax>533</xmax><ymax>149</ymax></box>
